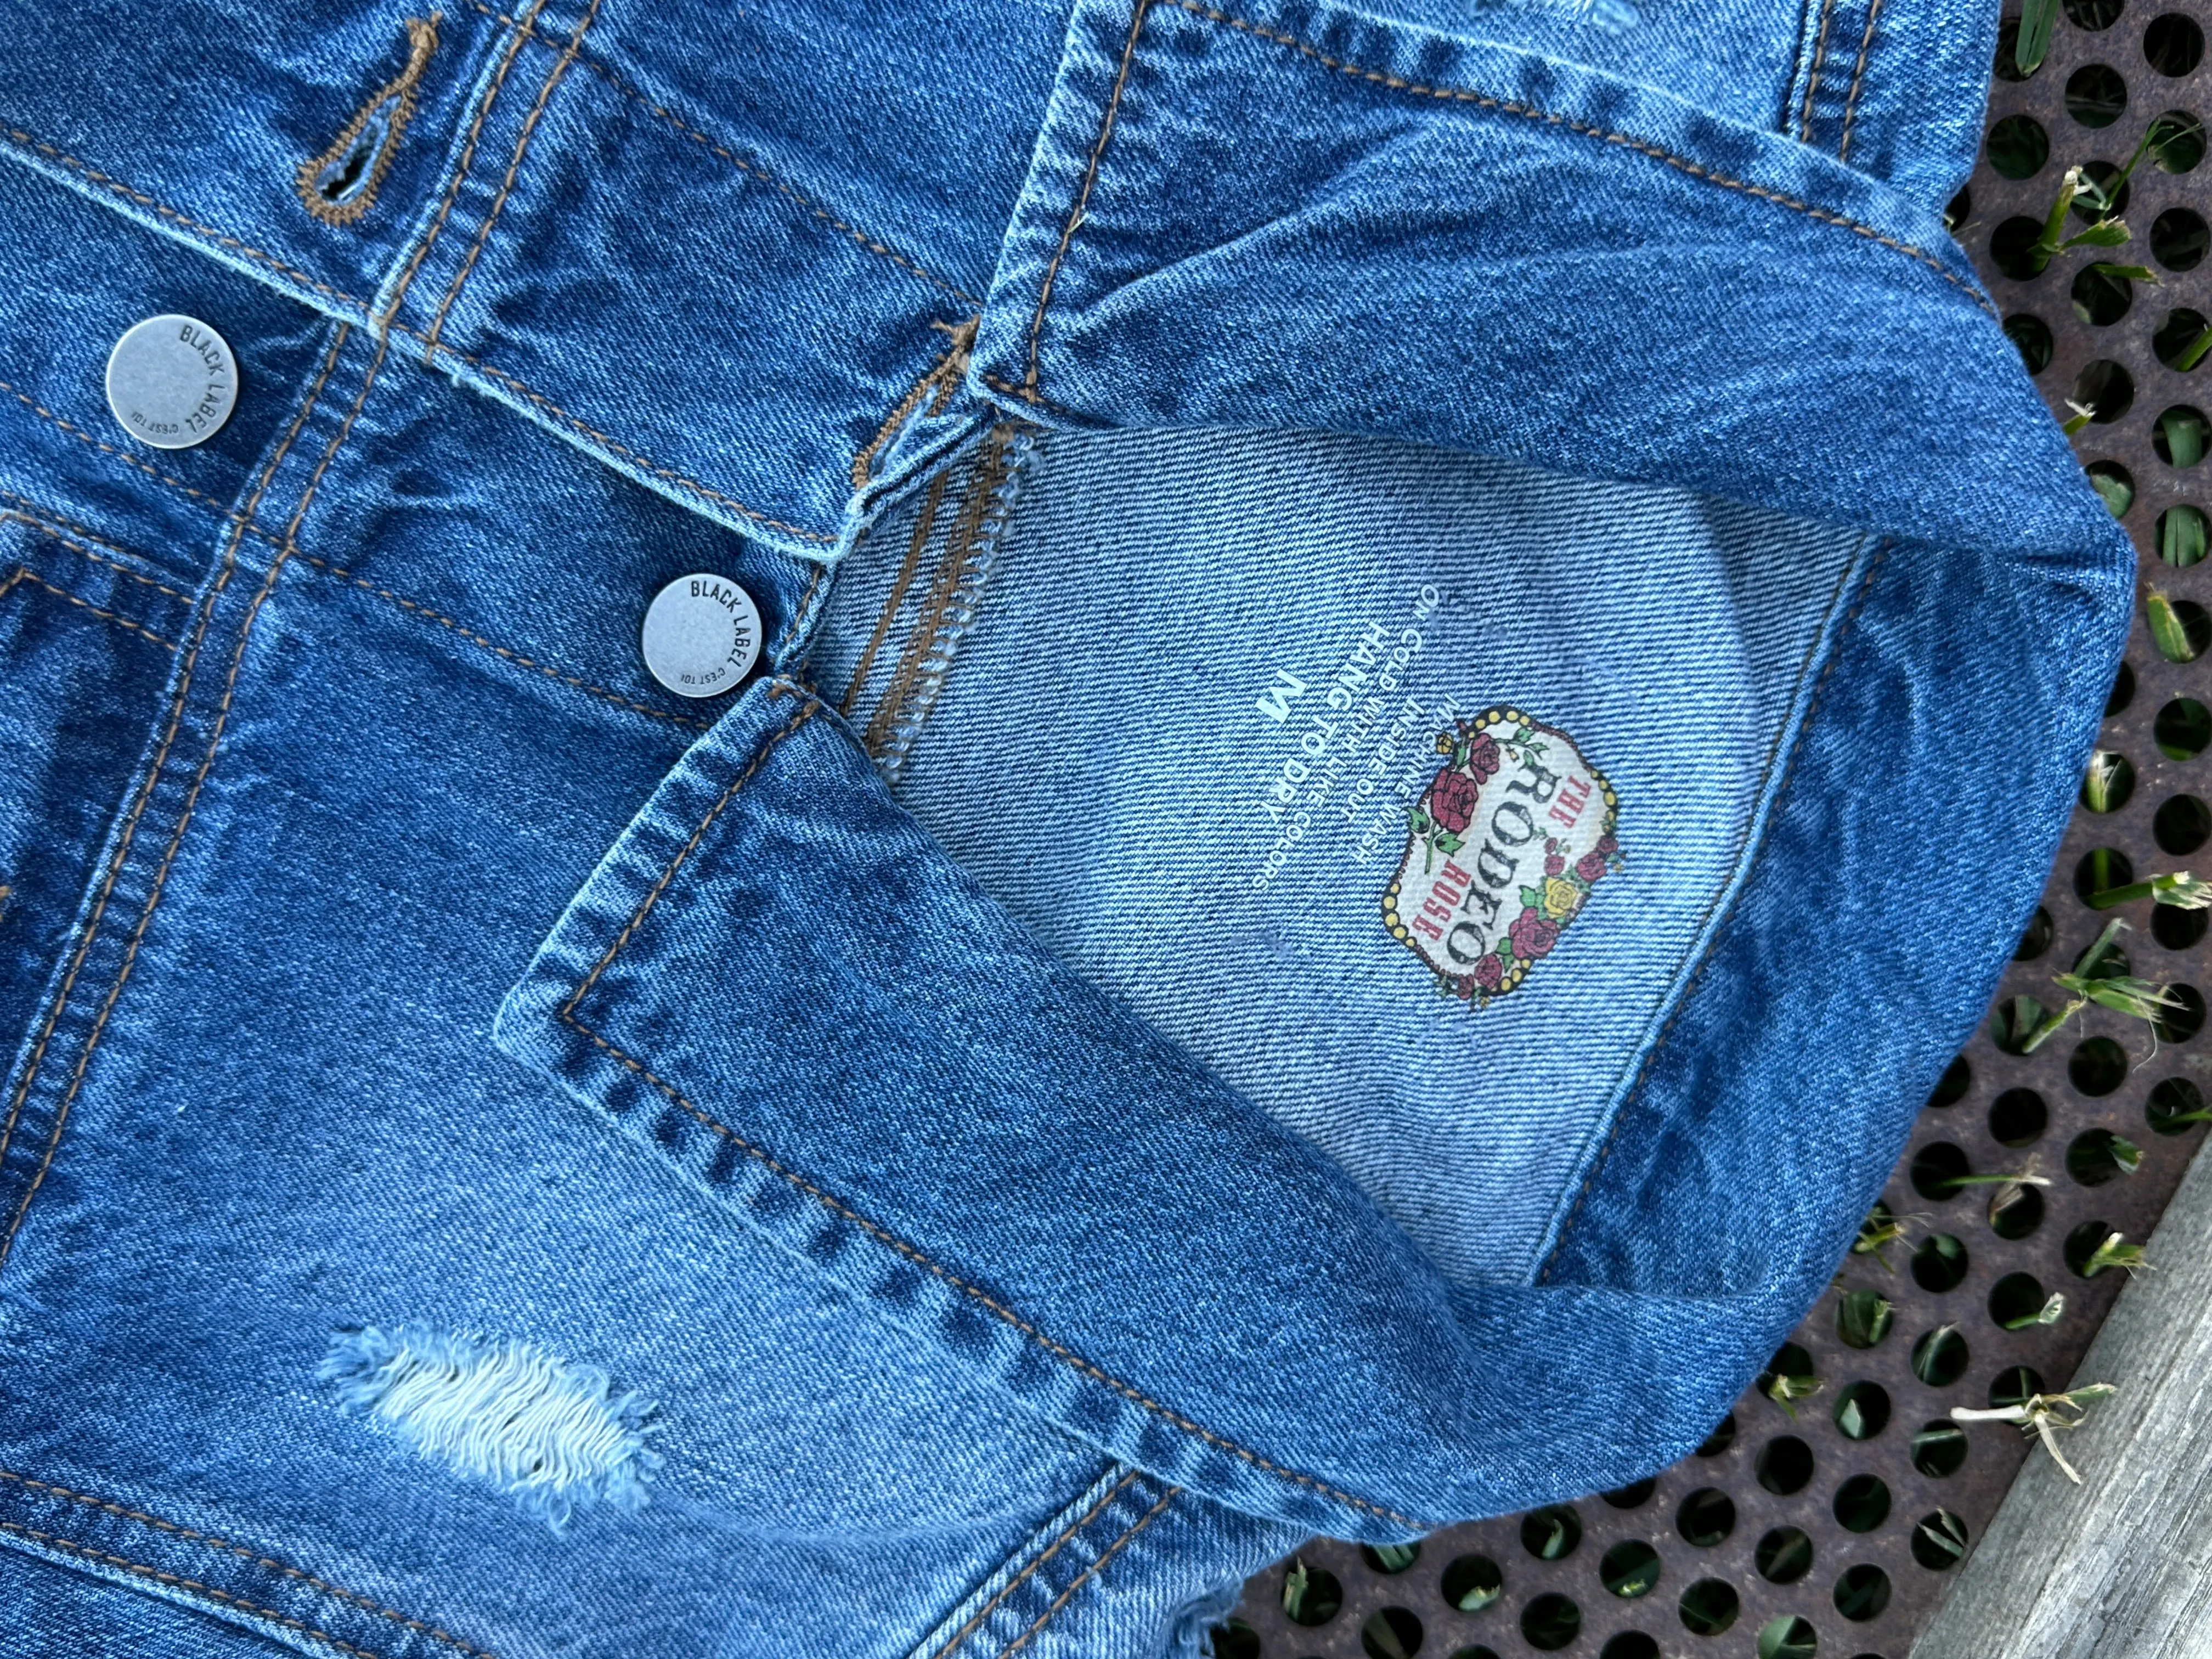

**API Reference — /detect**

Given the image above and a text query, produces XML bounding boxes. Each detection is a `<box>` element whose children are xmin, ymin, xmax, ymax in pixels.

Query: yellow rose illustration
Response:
<box><xmin>1543</xmin><ymin>877</ymin><xmax>1583</xmax><ymax>919</ymax></box>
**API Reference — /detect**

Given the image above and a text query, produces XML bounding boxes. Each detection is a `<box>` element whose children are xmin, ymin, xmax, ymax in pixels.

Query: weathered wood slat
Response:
<box><xmin>1913</xmin><ymin>1137</ymin><xmax>2212</xmax><ymax>1659</ymax></box>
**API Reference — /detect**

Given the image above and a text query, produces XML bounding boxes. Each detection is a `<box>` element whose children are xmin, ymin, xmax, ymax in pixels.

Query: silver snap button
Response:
<box><xmin>105</xmin><ymin>315</ymin><xmax>239</xmax><ymax>449</ymax></box>
<box><xmin>641</xmin><ymin>573</ymin><xmax>763</xmax><ymax>698</ymax></box>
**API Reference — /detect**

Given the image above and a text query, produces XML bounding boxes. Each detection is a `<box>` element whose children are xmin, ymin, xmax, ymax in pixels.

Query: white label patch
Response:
<box><xmin>1381</xmin><ymin>708</ymin><xmax>1621</xmax><ymax>1008</ymax></box>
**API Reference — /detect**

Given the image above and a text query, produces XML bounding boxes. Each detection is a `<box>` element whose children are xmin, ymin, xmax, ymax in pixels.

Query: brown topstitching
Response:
<box><xmin>854</xmin><ymin>318</ymin><xmax>980</xmax><ymax>490</ymax></box>
<box><xmin>420</xmin><ymin>0</ymin><xmax>602</xmax><ymax>358</ymax></box>
<box><xmin>551</xmin><ymin>691</ymin><xmax>1428</xmax><ymax>1531</ymax></box>
<box><xmin>1</xmin><ymin>567</ymin><xmax>178</xmax><ymax>650</ymax></box>
<box><xmin>996</xmin><ymin>1486</ymin><xmax>1180</xmax><ymax>1659</ymax></box>
<box><xmin>0</xmin><ymin>334</ymin><xmax>390</xmax><ymax>1268</ymax></box>
<box><xmin>0</xmin><ymin>501</ymin><xmax>192</xmax><ymax>597</ymax></box>
<box><xmin>461</xmin><ymin>0</ymin><xmax>975</xmax><ymax>304</ymax></box>
<box><xmin>842</xmin><ymin>466</ymin><xmax>952</xmax><ymax>719</ymax></box>
<box><xmin>862</xmin><ymin>427</ymin><xmax>1013</xmax><ymax>757</ymax></box>
<box><xmin>1798</xmin><ymin>0</ymin><xmax>1841</xmax><ymax>142</ymax></box>
<box><xmin>1837</xmin><ymin>0</ymin><xmax>1888</xmax><ymax>164</ymax></box>
<box><xmin>1011</xmin><ymin>0</ymin><xmax>1991</xmax><ymax>408</ymax></box>
<box><xmin>1163</xmin><ymin>2</ymin><xmax>1987</xmax><ymax>309</ymax></box>
<box><xmin>930</xmin><ymin>1469</ymin><xmax>1143</xmax><ymax>1659</ymax></box>
<box><xmin>0</xmin><ymin>122</ymin><xmax>843</xmax><ymax>544</ymax></box>
<box><xmin>0</xmin><ymin>0</ymin><xmax>516</xmax><ymax>1248</ymax></box>
<box><xmin>0</xmin><ymin>1520</ymin><xmax>394</xmax><ymax>1659</ymax></box>
<box><xmin>1537</xmin><ymin>539</ymin><xmax>1893</xmax><ymax>1280</ymax></box>
<box><xmin>0</xmin><ymin>1470</ymin><xmax>495</xmax><ymax>1659</ymax></box>
<box><xmin>0</xmin><ymin>326</ymin><xmax>349</xmax><ymax>1217</ymax></box>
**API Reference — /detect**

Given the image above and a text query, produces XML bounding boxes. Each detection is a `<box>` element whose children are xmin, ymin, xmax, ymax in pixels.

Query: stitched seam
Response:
<box><xmin>551</xmin><ymin>686</ymin><xmax>1421</xmax><ymax>1525</ymax></box>
<box><xmin>0</xmin><ymin>126</ymin><xmax>835</xmax><ymax>545</ymax></box>
<box><xmin>980</xmin><ymin>373</ymin><xmax>1080</xmax><ymax>418</ymax></box>
<box><xmin>0</xmin><ymin>326</ymin><xmax>348</xmax><ymax>1217</ymax></box>
<box><xmin>560</xmin><ymin>698</ymin><xmax>821</xmax><ymax>1016</ymax></box>
<box><xmin>843</xmin><ymin>467</ymin><xmax>952</xmax><ymax>718</ymax></box>
<box><xmin>1536</xmin><ymin>539</ymin><xmax>1892</xmax><ymax>1280</ymax></box>
<box><xmin>421</xmin><ymin>0</ymin><xmax>602</xmax><ymax>357</ymax></box>
<box><xmin>1016</xmin><ymin>0</ymin><xmax>1991</xmax><ymax>403</ymax></box>
<box><xmin>3</xmin><ymin>569</ymin><xmax>177</xmax><ymax>650</ymax></box>
<box><xmin>0</xmin><ymin>129</ymin><xmax>371</xmax><ymax>308</ymax></box>
<box><xmin>772</xmin><ymin>562</ymin><xmax>832</xmax><ymax>662</ymax></box>
<box><xmin>996</xmin><ymin>1487</ymin><xmax>1178</xmax><ymax>1659</ymax></box>
<box><xmin>424</xmin><ymin>345</ymin><xmax>836</xmax><ymax>541</ymax></box>
<box><xmin>0</xmin><ymin>377</ymin><xmax>280</xmax><ymax>529</ymax></box>
<box><xmin>0</xmin><ymin>495</ymin><xmax>687</xmax><ymax>730</ymax></box>
<box><xmin>1169</xmin><ymin>3</ymin><xmax>1985</xmax><ymax>308</ymax></box>
<box><xmin>0</xmin><ymin>511</ymin><xmax>190</xmax><ymax>600</ymax></box>
<box><xmin>0</xmin><ymin>1471</ymin><xmax>495</xmax><ymax>1658</ymax></box>
<box><xmin>1530</xmin><ymin>541</ymin><xmax>1863</xmax><ymax>1265</ymax></box>
<box><xmin>1798</xmin><ymin>0</ymin><xmax>1839</xmax><ymax>142</ymax></box>
<box><xmin>854</xmin><ymin>319</ymin><xmax>981</xmax><ymax>489</ymax></box>
<box><xmin>864</xmin><ymin>432</ymin><xmax>1011</xmax><ymax>756</ymax></box>
<box><xmin>870</xmin><ymin>428</ymin><xmax>1028</xmax><ymax>782</ymax></box>
<box><xmin>289</xmin><ymin>550</ymin><xmax>707</xmax><ymax>728</ymax></box>
<box><xmin>297</xmin><ymin>16</ymin><xmax>441</xmax><ymax>227</ymax></box>
<box><xmin>0</xmin><ymin>1521</ymin><xmax>394</xmax><ymax>1659</ymax></box>
<box><xmin>1837</xmin><ymin>0</ymin><xmax>1886</xmax><ymax>163</ymax></box>
<box><xmin>375</xmin><ymin>0</ymin><xmax>549</xmax><ymax>339</ymax></box>
<box><xmin>563</xmin><ymin>1008</ymin><xmax>1421</xmax><ymax>1525</ymax></box>
<box><xmin>0</xmin><ymin>331</ymin><xmax>380</xmax><ymax>1271</ymax></box>
<box><xmin>463</xmin><ymin>0</ymin><xmax>975</xmax><ymax>303</ymax></box>
<box><xmin>1028</xmin><ymin>0</ymin><xmax>1155</xmax><ymax>390</ymax></box>
<box><xmin>930</xmin><ymin>1470</ymin><xmax>1143</xmax><ymax>1659</ymax></box>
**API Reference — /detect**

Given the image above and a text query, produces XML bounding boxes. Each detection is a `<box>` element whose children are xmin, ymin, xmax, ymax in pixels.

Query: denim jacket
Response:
<box><xmin>0</xmin><ymin>0</ymin><xmax>2129</xmax><ymax>1654</ymax></box>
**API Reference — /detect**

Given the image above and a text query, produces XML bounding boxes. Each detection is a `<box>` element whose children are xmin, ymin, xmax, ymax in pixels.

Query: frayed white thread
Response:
<box><xmin>320</xmin><ymin>1325</ymin><xmax>660</xmax><ymax>1531</ymax></box>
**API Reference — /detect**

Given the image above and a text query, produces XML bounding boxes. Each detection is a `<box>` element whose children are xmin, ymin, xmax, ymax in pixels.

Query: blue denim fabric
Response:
<box><xmin>0</xmin><ymin>0</ymin><xmax>2131</xmax><ymax>1656</ymax></box>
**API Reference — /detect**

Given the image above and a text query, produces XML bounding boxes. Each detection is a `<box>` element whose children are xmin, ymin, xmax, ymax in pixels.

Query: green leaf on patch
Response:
<box><xmin>1434</xmin><ymin>831</ymin><xmax>1463</xmax><ymax>853</ymax></box>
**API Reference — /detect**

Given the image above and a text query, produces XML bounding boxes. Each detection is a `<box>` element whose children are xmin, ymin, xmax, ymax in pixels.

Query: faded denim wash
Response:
<box><xmin>0</xmin><ymin>0</ymin><xmax>2130</xmax><ymax>1655</ymax></box>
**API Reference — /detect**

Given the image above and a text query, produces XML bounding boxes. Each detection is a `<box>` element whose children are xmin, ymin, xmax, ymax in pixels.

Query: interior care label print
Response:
<box><xmin>1381</xmin><ymin>709</ymin><xmax>1622</xmax><ymax>1009</ymax></box>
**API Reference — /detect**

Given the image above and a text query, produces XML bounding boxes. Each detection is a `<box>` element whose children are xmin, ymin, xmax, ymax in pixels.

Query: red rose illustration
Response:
<box><xmin>1510</xmin><ymin>907</ymin><xmax>1561</xmax><ymax>960</ymax></box>
<box><xmin>1466</xmin><ymin>732</ymin><xmax>1502</xmax><ymax>782</ymax></box>
<box><xmin>1577</xmin><ymin>851</ymin><xmax>1607</xmax><ymax>882</ymax></box>
<box><xmin>1596</xmin><ymin>832</ymin><xmax>1618</xmax><ymax>856</ymax></box>
<box><xmin>1427</xmin><ymin>767</ymin><xmax>1479</xmax><ymax>833</ymax></box>
<box><xmin>1472</xmin><ymin>954</ymin><xmax>1505</xmax><ymax>991</ymax></box>
<box><xmin>1545</xmin><ymin>854</ymin><xmax>1566</xmax><ymax>877</ymax></box>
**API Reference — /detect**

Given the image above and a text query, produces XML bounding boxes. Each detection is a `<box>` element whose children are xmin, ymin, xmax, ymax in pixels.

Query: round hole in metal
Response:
<box><xmin>1520</xmin><ymin>1594</ymin><xmax>1581</xmax><ymax>1652</ymax></box>
<box><xmin>1756</xmin><ymin>1526</ymin><xmax>1816</xmax><ymax>1584</ymax></box>
<box><xmin>1360</xmin><ymin>1607</ymin><xmax>1424</xmax><ymax>1659</ymax></box>
<box><xmin>1756</xmin><ymin>1436</ymin><xmax>1817</xmax><ymax>1496</ymax></box>
<box><xmin>1912</xmin><ymin>1232</ymin><xmax>1972</xmax><ymax>1291</ymax></box>
<box><xmin>1678</xmin><ymin>1578</ymin><xmax>1740</xmax><ymax>1638</ymax></box>
<box><xmin>1989</xmin><ymin>1088</ymin><xmax>2049</xmax><ymax>1147</ymax></box>
<box><xmin>1675</xmin><ymin>1488</ymin><xmax>1736</xmax><ymax>1548</ymax></box>
<box><xmin>1833</xmin><ymin>1475</ymin><xmax>1892</xmax><ymax>1534</ymax></box>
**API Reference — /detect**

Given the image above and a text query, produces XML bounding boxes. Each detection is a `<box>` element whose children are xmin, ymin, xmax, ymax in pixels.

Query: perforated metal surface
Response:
<box><xmin>1222</xmin><ymin>6</ymin><xmax>2212</xmax><ymax>1657</ymax></box>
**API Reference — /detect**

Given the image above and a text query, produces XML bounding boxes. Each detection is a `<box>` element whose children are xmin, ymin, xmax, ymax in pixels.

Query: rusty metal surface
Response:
<box><xmin>1221</xmin><ymin>5</ymin><xmax>2212</xmax><ymax>1657</ymax></box>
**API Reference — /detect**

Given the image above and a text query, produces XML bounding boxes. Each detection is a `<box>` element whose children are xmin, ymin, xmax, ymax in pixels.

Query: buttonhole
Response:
<box><xmin>296</xmin><ymin>17</ymin><xmax>439</xmax><ymax>227</ymax></box>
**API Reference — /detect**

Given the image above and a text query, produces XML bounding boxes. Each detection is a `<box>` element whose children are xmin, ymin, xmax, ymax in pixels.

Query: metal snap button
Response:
<box><xmin>104</xmin><ymin>314</ymin><xmax>239</xmax><ymax>449</ymax></box>
<box><xmin>640</xmin><ymin>573</ymin><xmax>763</xmax><ymax>698</ymax></box>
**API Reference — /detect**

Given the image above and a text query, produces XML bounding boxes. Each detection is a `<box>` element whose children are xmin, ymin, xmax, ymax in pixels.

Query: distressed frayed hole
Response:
<box><xmin>320</xmin><ymin>1325</ymin><xmax>659</xmax><ymax>1531</ymax></box>
<box><xmin>297</xmin><ymin>18</ymin><xmax>438</xmax><ymax>227</ymax></box>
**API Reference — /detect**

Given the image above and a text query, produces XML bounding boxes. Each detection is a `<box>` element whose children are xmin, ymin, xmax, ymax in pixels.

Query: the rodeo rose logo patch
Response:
<box><xmin>1381</xmin><ymin>708</ymin><xmax>1622</xmax><ymax>1008</ymax></box>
